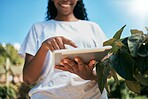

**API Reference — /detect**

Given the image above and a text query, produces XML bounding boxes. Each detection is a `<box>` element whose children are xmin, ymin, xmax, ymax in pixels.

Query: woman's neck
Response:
<box><xmin>54</xmin><ymin>14</ymin><xmax>78</xmax><ymax>22</ymax></box>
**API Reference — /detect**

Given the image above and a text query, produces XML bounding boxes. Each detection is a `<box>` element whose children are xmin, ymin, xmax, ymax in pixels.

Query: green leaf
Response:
<box><xmin>125</xmin><ymin>80</ymin><xmax>141</xmax><ymax>94</ymax></box>
<box><xmin>96</xmin><ymin>59</ymin><xmax>111</xmax><ymax>93</ymax></box>
<box><xmin>137</xmin><ymin>35</ymin><xmax>148</xmax><ymax>57</ymax></box>
<box><xmin>105</xmin><ymin>82</ymin><xmax>110</xmax><ymax>93</ymax></box>
<box><xmin>110</xmin><ymin>68</ymin><xmax>119</xmax><ymax>85</ymax></box>
<box><xmin>128</xmin><ymin>34</ymin><xmax>144</xmax><ymax>57</ymax></box>
<box><xmin>136</xmin><ymin>56</ymin><xmax>148</xmax><ymax>74</ymax></box>
<box><xmin>115</xmin><ymin>40</ymin><xmax>124</xmax><ymax>48</ymax></box>
<box><xmin>103</xmin><ymin>38</ymin><xmax>117</xmax><ymax>53</ymax></box>
<box><xmin>134</xmin><ymin>72</ymin><xmax>148</xmax><ymax>86</ymax></box>
<box><xmin>120</xmin><ymin>46</ymin><xmax>129</xmax><ymax>54</ymax></box>
<box><xmin>96</xmin><ymin>62</ymin><xmax>106</xmax><ymax>94</ymax></box>
<box><xmin>110</xmin><ymin>42</ymin><xmax>120</xmax><ymax>53</ymax></box>
<box><xmin>109</xmin><ymin>40</ymin><xmax>123</xmax><ymax>53</ymax></box>
<box><xmin>113</xmin><ymin>25</ymin><xmax>126</xmax><ymax>40</ymax></box>
<box><xmin>130</xmin><ymin>29</ymin><xmax>144</xmax><ymax>35</ymax></box>
<box><xmin>137</xmin><ymin>43</ymin><xmax>148</xmax><ymax>57</ymax></box>
<box><xmin>103</xmin><ymin>38</ymin><xmax>116</xmax><ymax>46</ymax></box>
<box><xmin>109</xmin><ymin>53</ymin><xmax>135</xmax><ymax>81</ymax></box>
<box><xmin>121</xmin><ymin>37</ymin><xmax>129</xmax><ymax>48</ymax></box>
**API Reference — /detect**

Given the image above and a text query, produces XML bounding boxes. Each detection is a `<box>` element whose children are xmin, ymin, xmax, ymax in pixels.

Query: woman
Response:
<box><xmin>19</xmin><ymin>0</ymin><xmax>108</xmax><ymax>98</ymax></box>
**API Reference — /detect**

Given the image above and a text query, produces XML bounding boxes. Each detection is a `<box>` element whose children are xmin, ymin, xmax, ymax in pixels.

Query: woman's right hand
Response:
<box><xmin>23</xmin><ymin>36</ymin><xmax>77</xmax><ymax>85</ymax></box>
<box><xmin>42</xmin><ymin>36</ymin><xmax>77</xmax><ymax>51</ymax></box>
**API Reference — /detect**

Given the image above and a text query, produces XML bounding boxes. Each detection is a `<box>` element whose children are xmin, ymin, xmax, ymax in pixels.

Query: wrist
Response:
<box><xmin>42</xmin><ymin>42</ymin><xmax>50</xmax><ymax>52</ymax></box>
<box><xmin>85</xmin><ymin>72</ymin><xmax>97</xmax><ymax>81</ymax></box>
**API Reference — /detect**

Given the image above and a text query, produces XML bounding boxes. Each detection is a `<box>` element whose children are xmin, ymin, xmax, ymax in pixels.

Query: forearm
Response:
<box><xmin>23</xmin><ymin>44</ymin><xmax>49</xmax><ymax>85</ymax></box>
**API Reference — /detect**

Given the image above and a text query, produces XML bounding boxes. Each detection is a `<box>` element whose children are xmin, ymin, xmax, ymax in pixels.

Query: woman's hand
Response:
<box><xmin>42</xmin><ymin>36</ymin><xmax>77</xmax><ymax>51</ymax></box>
<box><xmin>55</xmin><ymin>57</ymin><xmax>97</xmax><ymax>81</ymax></box>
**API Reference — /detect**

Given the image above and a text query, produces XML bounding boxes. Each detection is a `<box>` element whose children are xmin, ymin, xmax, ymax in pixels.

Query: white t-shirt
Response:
<box><xmin>19</xmin><ymin>20</ymin><xmax>108</xmax><ymax>99</ymax></box>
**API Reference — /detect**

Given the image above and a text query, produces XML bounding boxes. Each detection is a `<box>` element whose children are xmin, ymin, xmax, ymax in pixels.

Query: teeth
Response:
<box><xmin>61</xmin><ymin>4</ymin><xmax>70</xmax><ymax>7</ymax></box>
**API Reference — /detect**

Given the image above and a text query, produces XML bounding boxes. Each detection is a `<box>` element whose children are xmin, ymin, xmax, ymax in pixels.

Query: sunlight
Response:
<box><xmin>129</xmin><ymin>0</ymin><xmax>148</xmax><ymax>18</ymax></box>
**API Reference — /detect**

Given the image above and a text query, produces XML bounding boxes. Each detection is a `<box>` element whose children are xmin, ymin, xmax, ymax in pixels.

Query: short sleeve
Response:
<box><xmin>92</xmin><ymin>23</ymin><xmax>107</xmax><ymax>47</ymax></box>
<box><xmin>18</xmin><ymin>24</ymin><xmax>38</xmax><ymax>58</ymax></box>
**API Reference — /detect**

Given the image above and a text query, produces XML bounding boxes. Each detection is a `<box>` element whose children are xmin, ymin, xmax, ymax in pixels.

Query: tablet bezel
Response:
<box><xmin>53</xmin><ymin>46</ymin><xmax>112</xmax><ymax>65</ymax></box>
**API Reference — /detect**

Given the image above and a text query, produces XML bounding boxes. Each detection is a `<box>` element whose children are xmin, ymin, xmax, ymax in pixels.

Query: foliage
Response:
<box><xmin>0</xmin><ymin>85</ymin><xmax>16</xmax><ymax>99</ymax></box>
<box><xmin>108</xmin><ymin>79</ymin><xmax>148</xmax><ymax>99</ymax></box>
<box><xmin>0</xmin><ymin>43</ymin><xmax>23</xmax><ymax>66</ymax></box>
<box><xmin>0</xmin><ymin>82</ymin><xmax>35</xmax><ymax>99</ymax></box>
<box><xmin>0</xmin><ymin>44</ymin><xmax>8</xmax><ymax>66</ymax></box>
<box><xmin>17</xmin><ymin>83</ymin><xmax>35</xmax><ymax>99</ymax></box>
<box><xmin>96</xmin><ymin>25</ymin><xmax>148</xmax><ymax>95</ymax></box>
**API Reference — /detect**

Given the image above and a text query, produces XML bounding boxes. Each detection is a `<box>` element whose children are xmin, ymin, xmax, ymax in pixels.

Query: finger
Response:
<box><xmin>56</xmin><ymin>61</ymin><xmax>73</xmax><ymax>72</ymax></box>
<box><xmin>55</xmin><ymin>37</ymin><xmax>65</xmax><ymax>49</ymax></box>
<box><xmin>48</xmin><ymin>44</ymin><xmax>55</xmax><ymax>52</ymax></box>
<box><xmin>44</xmin><ymin>41</ymin><xmax>55</xmax><ymax>51</ymax></box>
<box><xmin>62</xmin><ymin>37</ymin><xmax>77</xmax><ymax>48</ymax></box>
<box><xmin>63</xmin><ymin>63</ymin><xmax>74</xmax><ymax>73</ymax></box>
<box><xmin>63</xmin><ymin>59</ymin><xmax>76</xmax><ymax>66</ymax></box>
<box><xmin>74</xmin><ymin>57</ymin><xmax>86</xmax><ymax>70</ymax></box>
<box><xmin>63</xmin><ymin>59</ymin><xmax>78</xmax><ymax>71</ymax></box>
<box><xmin>51</xmin><ymin>39</ymin><xmax>60</xmax><ymax>50</ymax></box>
<box><xmin>74</xmin><ymin>57</ymin><xmax>85</xmax><ymax>66</ymax></box>
<box><xmin>60</xmin><ymin>60</ymin><xmax>64</xmax><ymax>65</ymax></box>
<box><xmin>88</xmin><ymin>59</ymin><xmax>96</xmax><ymax>70</ymax></box>
<box><xmin>55</xmin><ymin>65</ymin><xmax>69</xmax><ymax>71</ymax></box>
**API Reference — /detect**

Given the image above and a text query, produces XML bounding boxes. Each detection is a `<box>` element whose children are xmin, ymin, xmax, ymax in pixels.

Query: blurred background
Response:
<box><xmin>0</xmin><ymin>0</ymin><xmax>148</xmax><ymax>98</ymax></box>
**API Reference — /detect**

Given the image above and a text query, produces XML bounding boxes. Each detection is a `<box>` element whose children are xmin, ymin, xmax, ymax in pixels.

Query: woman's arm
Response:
<box><xmin>23</xmin><ymin>43</ymin><xmax>49</xmax><ymax>85</ymax></box>
<box><xmin>23</xmin><ymin>36</ymin><xmax>77</xmax><ymax>85</ymax></box>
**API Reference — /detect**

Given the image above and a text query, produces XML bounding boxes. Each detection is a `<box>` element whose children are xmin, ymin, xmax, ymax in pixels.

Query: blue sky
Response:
<box><xmin>0</xmin><ymin>0</ymin><xmax>148</xmax><ymax>45</ymax></box>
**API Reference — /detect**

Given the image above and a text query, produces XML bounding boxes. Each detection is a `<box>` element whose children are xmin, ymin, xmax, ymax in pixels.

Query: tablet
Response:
<box><xmin>53</xmin><ymin>46</ymin><xmax>112</xmax><ymax>65</ymax></box>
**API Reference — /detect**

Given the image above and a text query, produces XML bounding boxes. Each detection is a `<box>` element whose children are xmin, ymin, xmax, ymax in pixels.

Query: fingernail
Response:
<box><xmin>63</xmin><ymin>60</ymin><xmax>68</xmax><ymax>63</ymax></box>
<box><xmin>60</xmin><ymin>62</ymin><xmax>64</xmax><ymax>65</ymax></box>
<box><xmin>92</xmin><ymin>60</ymin><xmax>96</xmax><ymax>64</ymax></box>
<box><xmin>74</xmin><ymin>58</ymin><xmax>78</xmax><ymax>62</ymax></box>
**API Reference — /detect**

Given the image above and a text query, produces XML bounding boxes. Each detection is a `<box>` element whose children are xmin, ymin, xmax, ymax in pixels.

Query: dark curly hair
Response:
<box><xmin>46</xmin><ymin>0</ymin><xmax>88</xmax><ymax>20</ymax></box>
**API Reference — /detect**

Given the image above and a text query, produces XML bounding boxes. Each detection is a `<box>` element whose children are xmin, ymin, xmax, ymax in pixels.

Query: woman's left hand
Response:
<box><xmin>55</xmin><ymin>57</ymin><xmax>97</xmax><ymax>80</ymax></box>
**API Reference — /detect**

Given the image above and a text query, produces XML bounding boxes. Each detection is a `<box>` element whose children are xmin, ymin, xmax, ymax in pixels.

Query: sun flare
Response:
<box><xmin>129</xmin><ymin>0</ymin><xmax>148</xmax><ymax>17</ymax></box>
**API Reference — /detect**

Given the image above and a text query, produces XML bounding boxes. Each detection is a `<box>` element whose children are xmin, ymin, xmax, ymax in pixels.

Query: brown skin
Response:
<box><xmin>23</xmin><ymin>36</ymin><xmax>77</xmax><ymax>85</ymax></box>
<box><xmin>54</xmin><ymin>0</ymin><xmax>78</xmax><ymax>21</ymax></box>
<box><xmin>55</xmin><ymin>57</ymin><xmax>97</xmax><ymax>80</ymax></box>
<box><xmin>23</xmin><ymin>0</ymin><xmax>97</xmax><ymax>85</ymax></box>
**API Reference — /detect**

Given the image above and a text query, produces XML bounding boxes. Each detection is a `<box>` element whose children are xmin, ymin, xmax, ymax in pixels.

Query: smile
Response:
<box><xmin>60</xmin><ymin>4</ymin><xmax>71</xmax><ymax>8</ymax></box>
